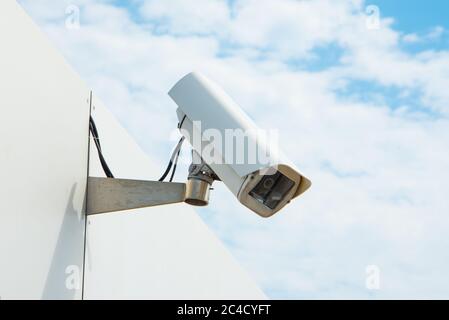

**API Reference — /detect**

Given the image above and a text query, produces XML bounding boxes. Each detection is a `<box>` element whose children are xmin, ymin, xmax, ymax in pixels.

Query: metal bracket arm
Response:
<box><xmin>86</xmin><ymin>177</ymin><xmax>186</xmax><ymax>215</ymax></box>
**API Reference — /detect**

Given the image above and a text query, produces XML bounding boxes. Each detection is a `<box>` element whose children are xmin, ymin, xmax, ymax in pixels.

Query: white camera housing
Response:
<box><xmin>169</xmin><ymin>72</ymin><xmax>311</xmax><ymax>217</ymax></box>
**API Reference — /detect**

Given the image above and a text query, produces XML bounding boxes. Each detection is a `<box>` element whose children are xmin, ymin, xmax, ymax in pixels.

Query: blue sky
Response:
<box><xmin>19</xmin><ymin>0</ymin><xmax>449</xmax><ymax>299</ymax></box>
<box><xmin>370</xmin><ymin>0</ymin><xmax>449</xmax><ymax>32</ymax></box>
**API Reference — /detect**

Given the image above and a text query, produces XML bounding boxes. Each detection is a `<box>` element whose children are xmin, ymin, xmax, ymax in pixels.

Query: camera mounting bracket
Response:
<box><xmin>86</xmin><ymin>177</ymin><xmax>186</xmax><ymax>215</ymax></box>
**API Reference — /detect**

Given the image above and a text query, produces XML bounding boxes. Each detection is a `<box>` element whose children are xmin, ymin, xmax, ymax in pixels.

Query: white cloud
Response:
<box><xmin>140</xmin><ymin>0</ymin><xmax>230</xmax><ymax>36</ymax></box>
<box><xmin>402</xmin><ymin>33</ymin><xmax>420</xmax><ymax>43</ymax></box>
<box><xmin>18</xmin><ymin>0</ymin><xmax>449</xmax><ymax>298</ymax></box>
<box><xmin>428</xmin><ymin>26</ymin><xmax>445</xmax><ymax>39</ymax></box>
<box><xmin>402</xmin><ymin>26</ymin><xmax>445</xmax><ymax>43</ymax></box>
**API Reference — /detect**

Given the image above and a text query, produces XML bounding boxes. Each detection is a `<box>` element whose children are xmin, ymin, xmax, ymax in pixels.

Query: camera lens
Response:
<box><xmin>263</xmin><ymin>178</ymin><xmax>275</xmax><ymax>189</ymax></box>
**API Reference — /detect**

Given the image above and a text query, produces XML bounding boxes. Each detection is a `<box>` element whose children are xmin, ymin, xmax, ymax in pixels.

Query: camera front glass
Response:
<box><xmin>249</xmin><ymin>171</ymin><xmax>295</xmax><ymax>209</ymax></box>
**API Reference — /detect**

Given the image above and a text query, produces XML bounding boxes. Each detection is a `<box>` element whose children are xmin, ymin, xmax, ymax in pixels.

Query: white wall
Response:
<box><xmin>0</xmin><ymin>0</ymin><xmax>89</xmax><ymax>299</ymax></box>
<box><xmin>0</xmin><ymin>0</ymin><xmax>265</xmax><ymax>300</ymax></box>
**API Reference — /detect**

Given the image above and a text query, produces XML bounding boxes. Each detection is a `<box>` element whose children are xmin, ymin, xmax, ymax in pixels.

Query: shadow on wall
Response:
<box><xmin>42</xmin><ymin>183</ymin><xmax>85</xmax><ymax>300</ymax></box>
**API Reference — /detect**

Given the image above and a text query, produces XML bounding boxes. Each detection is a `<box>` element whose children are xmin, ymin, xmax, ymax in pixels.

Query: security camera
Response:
<box><xmin>168</xmin><ymin>72</ymin><xmax>311</xmax><ymax>218</ymax></box>
<box><xmin>86</xmin><ymin>72</ymin><xmax>311</xmax><ymax>217</ymax></box>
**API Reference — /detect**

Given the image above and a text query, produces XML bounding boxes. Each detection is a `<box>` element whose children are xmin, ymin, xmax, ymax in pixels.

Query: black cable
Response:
<box><xmin>159</xmin><ymin>136</ymin><xmax>185</xmax><ymax>182</ymax></box>
<box><xmin>89</xmin><ymin>116</ymin><xmax>114</xmax><ymax>178</ymax></box>
<box><xmin>90</xmin><ymin>115</ymin><xmax>186</xmax><ymax>181</ymax></box>
<box><xmin>178</xmin><ymin>114</ymin><xmax>187</xmax><ymax>129</ymax></box>
<box><xmin>169</xmin><ymin>146</ymin><xmax>182</xmax><ymax>182</ymax></box>
<box><xmin>168</xmin><ymin>115</ymin><xmax>187</xmax><ymax>182</ymax></box>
